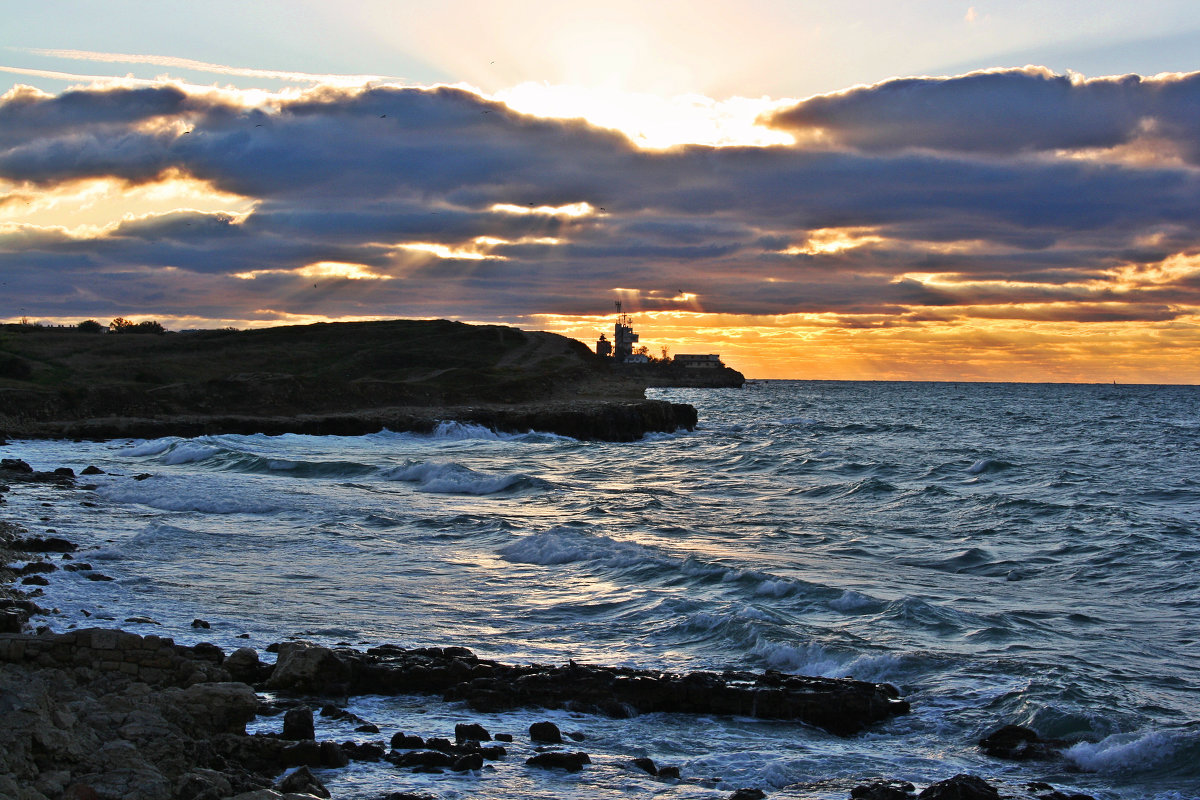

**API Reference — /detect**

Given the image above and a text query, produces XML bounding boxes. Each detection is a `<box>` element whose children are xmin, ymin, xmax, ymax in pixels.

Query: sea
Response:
<box><xmin>4</xmin><ymin>381</ymin><xmax>1199</xmax><ymax>800</ymax></box>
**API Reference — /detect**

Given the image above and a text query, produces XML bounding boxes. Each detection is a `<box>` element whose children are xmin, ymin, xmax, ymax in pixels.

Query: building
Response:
<box><xmin>674</xmin><ymin>353</ymin><xmax>723</xmax><ymax>368</ymax></box>
<box><xmin>597</xmin><ymin>301</ymin><xmax>640</xmax><ymax>362</ymax></box>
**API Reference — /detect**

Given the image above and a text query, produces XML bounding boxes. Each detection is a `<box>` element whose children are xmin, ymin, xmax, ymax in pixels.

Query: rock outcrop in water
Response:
<box><xmin>261</xmin><ymin>641</ymin><xmax>910</xmax><ymax>736</ymax></box>
<box><xmin>0</xmin><ymin>320</ymin><xmax>701</xmax><ymax>442</ymax></box>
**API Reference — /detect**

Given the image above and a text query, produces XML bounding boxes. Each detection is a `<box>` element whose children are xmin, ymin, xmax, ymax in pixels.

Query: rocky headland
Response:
<box><xmin>0</xmin><ymin>320</ymin><xmax>702</xmax><ymax>442</ymax></box>
<box><xmin>0</xmin><ymin>459</ymin><xmax>1101</xmax><ymax>800</ymax></box>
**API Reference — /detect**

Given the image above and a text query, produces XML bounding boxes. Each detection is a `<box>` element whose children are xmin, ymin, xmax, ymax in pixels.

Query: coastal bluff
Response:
<box><xmin>0</xmin><ymin>320</ymin><xmax>701</xmax><ymax>442</ymax></box>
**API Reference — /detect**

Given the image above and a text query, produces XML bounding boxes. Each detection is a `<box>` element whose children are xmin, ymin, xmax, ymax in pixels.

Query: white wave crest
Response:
<box><xmin>429</xmin><ymin>421</ymin><xmax>503</xmax><ymax>440</ymax></box>
<box><xmin>382</xmin><ymin>461</ymin><xmax>527</xmax><ymax>494</ymax></box>
<box><xmin>829</xmin><ymin>589</ymin><xmax>877</xmax><ymax>612</ymax></box>
<box><xmin>124</xmin><ymin>438</ymin><xmax>176</xmax><ymax>456</ymax></box>
<box><xmin>499</xmin><ymin>529</ymin><xmax>651</xmax><ymax>567</ymax></box>
<box><xmin>1065</xmin><ymin>730</ymin><xmax>1177</xmax><ymax>773</ymax></box>
<box><xmin>99</xmin><ymin>480</ymin><xmax>280</xmax><ymax>514</ymax></box>
<box><xmin>161</xmin><ymin>442</ymin><xmax>223</xmax><ymax>465</ymax></box>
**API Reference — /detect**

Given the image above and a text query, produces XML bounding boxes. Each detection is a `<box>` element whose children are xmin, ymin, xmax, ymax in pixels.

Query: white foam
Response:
<box><xmin>499</xmin><ymin>529</ymin><xmax>651</xmax><ymax>567</ymax></box>
<box><xmin>381</xmin><ymin>461</ymin><xmax>526</xmax><ymax>494</ymax></box>
<box><xmin>1065</xmin><ymin>730</ymin><xmax>1177</xmax><ymax>773</ymax></box>
<box><xmin>99</xmin><ymin>480</ymin><xmax>280</xmax><ymax>514</ymax></box>
<box><xmin>161</xmin><ymin>442</ymin><xmax>222</xmax><ymax>465</ymax></box>
<box><xmin>829</xmin><ymin>589</ymin><xmax>877</xmax><ymax>612</ymax></box>
<box><xmin>124</xmin><ymin>438</ymin><xmax>176</xmax><ymax>456</ymax></box>
<box><xmin>429</xmin><ymin>421</ymin><xmax>503</xmax><ymax>440</ymax></box>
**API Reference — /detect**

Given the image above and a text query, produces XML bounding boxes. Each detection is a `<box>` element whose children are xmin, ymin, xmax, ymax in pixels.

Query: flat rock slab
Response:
<box><xmin>271</xmin><ymin>643</ymin><xmax>910</xmax><ymax>737</ymax></box>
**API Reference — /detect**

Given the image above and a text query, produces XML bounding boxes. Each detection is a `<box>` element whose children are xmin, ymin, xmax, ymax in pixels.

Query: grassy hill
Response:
<box><xmin>0</xmin><ymin>319</ymin><xmax>672</xmax><ymax>439</ymax></box>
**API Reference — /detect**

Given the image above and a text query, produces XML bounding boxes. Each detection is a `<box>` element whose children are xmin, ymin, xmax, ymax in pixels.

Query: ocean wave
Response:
<box><xmin>381</xmin><ymin>460</ymin><xmax>536</xmax><ymax>494</ymax></box>
<box><xmin>98</xmin><ymin>478</ymin><xmax>282</xmax><ymax>514</ymax></box>
<box><xmin>1065</xmin><ymin>729</ymin><xmax>1184</xmax><ymax>774</ymax></box>
<box><xmin>966</xmin><ymin>458</ymin><xmax>1015</xmax><ymax>475</ymax></box>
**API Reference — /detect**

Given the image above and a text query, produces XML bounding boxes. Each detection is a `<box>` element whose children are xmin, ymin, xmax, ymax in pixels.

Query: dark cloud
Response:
<box><xmin>767</xmin><ymin>67</ymin><xmax>1200</xmax><ymax>161</ymax></box>
<box><xmin>1</xmin><ymin>76</ymin><xmax>1199</xmax><ymax>327</ymax></box>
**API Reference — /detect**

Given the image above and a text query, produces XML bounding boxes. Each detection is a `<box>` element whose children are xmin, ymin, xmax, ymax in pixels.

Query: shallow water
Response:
<box><xmin>7</xmin><ymin>381</ymin><xmax>1200</xmax><ymax>799</ymax></box>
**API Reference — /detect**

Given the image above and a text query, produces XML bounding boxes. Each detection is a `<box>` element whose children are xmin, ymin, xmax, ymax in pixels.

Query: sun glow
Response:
<box><xmin>235</xmin><ymin>261</ymin><xmax>389</xmax><ymax>281</ymax></box>
<box><xmin>0</xmin><ymin>173</ymin><xmax>257</xmax><ymax>235</ymax></box>
<box><xmin>495</xmin><ymin>83</ymin><xmax>797</xmax><ymax>149</ymax></box>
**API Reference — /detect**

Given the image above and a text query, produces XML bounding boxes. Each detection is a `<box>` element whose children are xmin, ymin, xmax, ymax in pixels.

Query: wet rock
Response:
<box><xmin>479</xmin><ymin>745</ymin><xmax>506</xmax><ymax>760</ymax></box>
<box><xmin>566</xmin><ymin>730</ymin><xmax>586</xmax><ymax>741</ymax></box>
<box><xmin>525</xmin><ymin>751</ymin><xmax>591</xmax><ymax>771</ymax></box>
<box><xmin>853</xmin><ymin>779</ymin><xmax>917</xmax><ymax>799</ymax></box>
<box><xmin>455</xmin><ymin>722</ymin><xmax>492</xmax><ymax>742</ymax></box>
<box><xmin>54</xmin><ymin>467</ymin><xmax>75</xmax><ymax>477</ymax></box>
<box><xmin>917</xmin><ymin>774</ymin><xmax>1000</xmax><ymax>800</ymax></box>
<box><xmin>529</xmin><ymin>720</ymin><xmax>563</xmax><ymax>743</ymax></box>
<box><xmin>452</xmin><ymin>752</ymin><xmax>484</xmax><ymax>771</ymax></box>
<box><xmin>727</xmin><ymin>790</ymin><xmax>766</xmax><ymax>800</ymax></box>
<box><xmin>14</xmin><ymin>535</ymin><xmax>76</xmax><ymax>552</ymax></box>
<box><xmin>134</xmin><ymin>473</ymin><xmax>152</xmax><ymax>480</ymax></box>
<box><xmin>494</xmin><ymin>732</ymin><xmax>513</xmax><ymax>742</ymax></box>
<box><xmin>390</xmin><ymin>732</ymin><xmax>425</xmax><ymax>749</ymax></box>
<box><xmin>340</xmin><ymin>741</ymin><xmax>387</xmax><ymax>761</ymax></box>
<box><xmin>85</xmin><ymin>572</ymin><xmax>114</xmax><ymax>581</ymax></box>
<box><xmin>81</xmin><ymin>465</ymin><xmax>105</xmax><ymax>475</ymax></box>
<box><xmin>1025</xmin><ymin>781</ymin><xmax>1097</xmax><ymax>800</ymax></box>
<box><xmin>276</xmin><ymin>765</ymin><xmax>330</xmax><ymax>798</ymax></box>
<box><xmin>355</xmin><ymin>723</ymin><xmax>380</xmax><ymax>733</ymax></box>
<box><xmin>1</xmin><ymin>458</ymin><xmax>32</xmax><ymax>472</ymax></box>
<box><xmin>389</xmin><ymin>750</ymin><xmax>457</xmax><ymax>769</ymax></box>
<box><xmin>978</xmin><ymin>724</ymin><xmax>1063</xmax><ymax>760</ymax></box>
<box><xmin>658</xmin><ymin>766</ymin><xmax>680</xmax><ymax>779</ymax></box>
<box><xmin>266</xmin><ymin>641</ymin><xmax>351</xmax><ymax>693</ymax></box>
<box><xmin>425</xmin><ymin>737</ymin><xmax>453</xmax><ymax>753</ymax></box>
<box><xmin>632</xmin><ymin>757</ymin><xmax>658</xmax><ymax>775</ymax></box>
<box><xmin>282</xmin><ymin>707</ymin><xmax>316</xmax><ymax>741</ymax></box>
<box><xmin>124</xmin><ymin>616</ymin><xmax>160</xmax><ymax>625</ymax></box>
<box><xmin>192</xmin><ymin>619</ymin><xmax>211</xmax><ymax>629</ymax></box>
<box><xmin>19</xmin><ymin>561</ymin><xmax>57</xmax><ymax>574</ymax></box>
<box><xmin>225</xmin><ymin>647</ymin><xmax>266</xmax><ymax>683</ymax></box>
<box><xmin>20</xmin><ymin>574</ymin><xmax>49</xmax><ymax>586</ymax></box>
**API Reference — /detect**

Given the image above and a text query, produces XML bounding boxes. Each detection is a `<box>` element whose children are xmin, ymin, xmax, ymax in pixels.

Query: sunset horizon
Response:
<box><xmin>3</xmin><ymin>2</ymin><xmax>1199</xmax><ymax>383</ymax></box>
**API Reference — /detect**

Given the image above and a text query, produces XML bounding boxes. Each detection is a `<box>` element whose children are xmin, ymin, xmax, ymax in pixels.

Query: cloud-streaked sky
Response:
<box><xmin>3</xmin><ymin>2</ymin><xmax>1200</xmax><ymax>381</ymax></box>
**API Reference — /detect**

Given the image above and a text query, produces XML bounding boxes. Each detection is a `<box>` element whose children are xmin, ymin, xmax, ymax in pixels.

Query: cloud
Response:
<box><xmin>0</xmin><ymin>73</ymin><xmax>1198</xmax><ymax>340</ymax></box>
<box><xmin>766</xmin><ymin>67</ymin><xmax>1200</xmax><ymax>163</ymax></box>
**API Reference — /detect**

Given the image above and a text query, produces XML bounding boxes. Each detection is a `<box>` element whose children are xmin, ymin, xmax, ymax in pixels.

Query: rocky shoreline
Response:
<box><xmin>0</xmin><ymin>398</ymin><xmax>699</xmax><ymax>444</ymax></box>
<box><xmin>1</xmin><ymin>459</ymin><xmax>1100</xmax><ymax>800</ymax></box>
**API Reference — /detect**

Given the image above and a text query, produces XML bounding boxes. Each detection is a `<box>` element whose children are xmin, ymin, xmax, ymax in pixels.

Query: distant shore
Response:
<box><xmin>0</xmin><ymin>320</ymin><xmax>711</xmax><ymax>443</ymax></box>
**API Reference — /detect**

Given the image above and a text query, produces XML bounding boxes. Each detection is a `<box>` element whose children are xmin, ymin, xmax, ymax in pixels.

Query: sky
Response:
<box><xmin>2</xmin><ymin>1</ymin><xmax>1200</xmax><ymax>381</ymax></box>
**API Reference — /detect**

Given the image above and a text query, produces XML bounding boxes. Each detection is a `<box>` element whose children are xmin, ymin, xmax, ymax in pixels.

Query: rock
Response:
<box><xmin>1</xmin><ymin>458</ymin><xmax>32</xmax><ymax>472</ymax></box>
<box><xmin>85</xmin><ymin>573</ymin><xmax>114</xmax><ymax>581</ymax></box>
<box><xmin>632</xmin><ymin>757</ymin><xmax>657</xmax><ymax>775</ymax></box>
<box><xmin>54</xmin><ymin>467</ymin><xmax>75</xmax><ymax>477</ymax></box>
<box><xmin>266</xmin><ymin>642</ymin><xmax>351</xmax><ymax>693</ymax></box>
<box><xmin>14</xmin><ymin>536</ymin><xmax>76</xmax><ymax>552</ymax></box>
<box><xmin>340</xmin><ymin>741</ymin><xmax>387</xmax><ymax>761</ymax></box>
<box><xmin>134</xmin><ymin>473</ymin><xmax>152</xmax><ymax>480</ymax></box>
<box><xmin>282</xmin><ymin>707</ymin><xmax>316</xmax><ymax>741</ymax></box>
<box><xmin>389</xmin><ymin>750</ymin><xmax>456</xmax><ymax>769</ymax></box>
<box><xmin>529</xmin><ymin>720</ymin><xmax>563</xmax><ymax>743</ymax></box>
<box><xmin>479</xmin><ymin>745</ymin><xmax>506</xmax><ymax>760</ymax></box>
<box><xmin>319</xmin><ymin>740</ymin><xmax>348</xmax><ymax>767</ymax></box>
<box><xmin>451</xmin><ymin>752</ymin><xmax>484</xmax><ymax>771</ymax></box>
<box><xmin>192</xmin><ymin>619</ymin><xmax>211</xmax><ymax>629</ymax></box>
<box><xmin>1025</xmin><ymin>782</ymin><xmax>1097</xmax><ymax>800</ymax></box>
<box><xmin>494</xmin><ymin>733</ymin><xmax>513</xmax><ymax>742</ymax></box>
<box><xmin>853</xmin><ymin>779</ymin><xmax>917</xmax><ymax>799</ymax></box>
<box><xmin>727</xmin><ymin>790</ymin><xmax>766</xmax><ymax>800</ymax></box>
<box><xmin>355</xmin><ymin>723</ymin><xmax>380</xmax><ymax>733</ymax></box>
<box><xmin>917</xmin><ymin>775</ymin><xmax>1000</xmax><ymax>800</ymax></box>
<box><xmin>425</xmin><ymin>737</ymin><xmax>453</xmax><ymax>752</ymax></box>
<box><xmin>225</xmin><ymin>647</ymin><xmax>265</xmax><ymax>683</ymax></box>
<box><xmin>20</xmin><ymin>575</ymin><xmax>49</xmax><ymax>586</ymax></box>
<box><xmin>276</xmin><ymin>765</ymin><xmax>330</xmax><ymax>798</ymax></box>
<box><xmin>525</xmin><ymin>751</ymin><xmax>591</xmax><ymax>771</ymax></box>
<box><xmin>81</xmin><ymin>466</ymin><xmax>105</xmax><ymax>475</ymax></box>
<box><xmin>0</xmin><ymin>609</ymin><xmax>25</xmax><ymax>633</ymax></box>
<box><xmin>978</xmin><ymin>724</ymin><xmax>1062</xmax><ymax>760</ymax></box>
<box><xmin>124</xmin><ymin>616</ymin><xmax>160</xmax><ymax>625</ymax></box>
<box><xmin>18</xmin><ymin>561</ymin><xmax>57</xmax><ymax>574</ymax></box>
<box><xmin>390</xmin><ymin>732</ymin><xmax>425</xmax><ymax>749</ymax></box>
<box><xmin>566</xmin><ymin>730</ymin><xmax>586</xmax><ymax>741</ymax></box>
<box><xmin>455</xmin><ymin>722</ymin><xmax>491</xmax><ymax>742</ymax></box>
